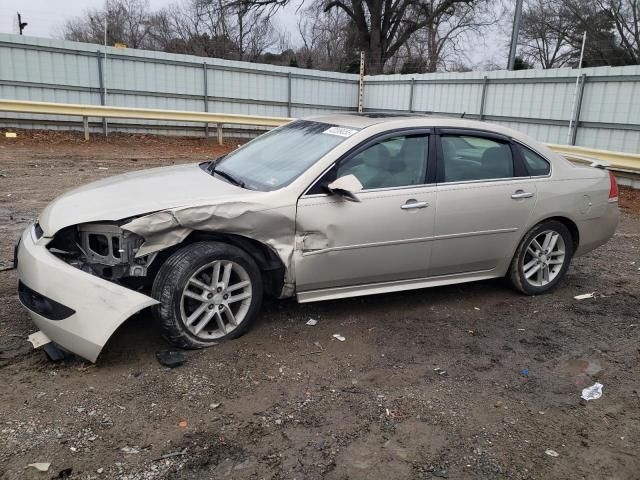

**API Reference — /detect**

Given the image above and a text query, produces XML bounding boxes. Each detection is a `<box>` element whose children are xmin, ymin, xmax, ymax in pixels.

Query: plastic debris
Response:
<box><xmin>121</xmin><ymin>447</ymin><xmax>139</xmax><ymax>454</ymax></box>
<box><xmin>178</xmin><ymin>420</ymin><xmax>188</xmax><ymax>428</ymax></box>
<box><xmin>545</xmin><ymin>449</ymin><xmax>559</xmax><ymax>457</ymax></box>
<box><xmin>332</xmin><ymin>334</ymin><xmax>345</xmax><ymax>342</ymax></box>
<box><xmin>574</xmin><ymin>292</ymin><xmax>595</xmax><ymax>300</ymax></box>
<box><xmin>306</xmin><ymin>318</ymin><xmax>318</xmax><ymax>326</ymax></box>
<box><xmin>43</xmin><ymin>343</ymin><xmax>66</xmax><ymax>362</ymax></box>
<box><xmin>26</xmin><ymin>462</ymin><xmax>50</xmax><ymax>472</ymax></box>
<box><xmin>520</xmin><ymin>369</ymin><xmax>529</xmax><ymax>377</ymax></box>
<box><xmin>434</xmin><ymin>367</ymin><xmax>447</xmax><ymax>376</ymax></box>
<box><xmin>27</xmin><ymin>331</ymin><xmax>51</xmax><ymax>349</ymax></box>
<box><xmin>581</xmin><ymin>382</ymin><xmax>603</xmax><ymax>401</ymax></box>
<box><xmin>155</xmin><ymin>448</ymin><xmax>187</xmax><ymax>461</ymax></box>
<box><xmin>209</xmin><ymin>402</ymin><xmax>221</xmax><ymax>409</ymax></box>
<box><xmin>155</xmin><ymin>350</ymin><xmax>186</xmax><ymax>368</ymax></box>
<box><xmin>5</xmin><ymin>132</ymin><xmax>17</xmax><ymax>138</ymax></box>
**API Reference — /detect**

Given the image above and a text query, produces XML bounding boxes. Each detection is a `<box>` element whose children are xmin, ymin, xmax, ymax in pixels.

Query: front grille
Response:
<box><xmin>18</xmin><ymin>281</ymin><xmax>75</xmax><ymax>321</ymax></box>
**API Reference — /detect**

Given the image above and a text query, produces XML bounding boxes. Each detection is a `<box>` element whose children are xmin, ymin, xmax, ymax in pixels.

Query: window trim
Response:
<box><xmin>513</xmin><ymin>141</ymin><xmax>553</xmax><ymax>178</ymax></box>
<box><xmin>301</xmin><ymin>127</ymin><xmax>434</xmax><ymax>198</ymax></box>
<box><xmin>434</xmin><ymin>128</ymin><xmax>528</xmax><ymax>185</ymax></box>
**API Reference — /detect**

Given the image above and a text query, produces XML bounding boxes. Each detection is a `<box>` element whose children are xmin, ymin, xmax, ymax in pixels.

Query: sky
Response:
<box><xmin>0</xmin><ymin>0</ymin><xmax>505</xmax><ymax>69</ymax></box>
<box><xmin>0</xmin><ymin>0</ymin><xmax>303</xmax><ymax>43</ymax></box>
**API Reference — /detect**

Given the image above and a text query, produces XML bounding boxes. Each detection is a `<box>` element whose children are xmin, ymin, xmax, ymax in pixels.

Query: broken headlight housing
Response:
<box><xmin>48</xmin><ymin>222</ymin><xmax>156</xmax><ymax>282</ymax></box>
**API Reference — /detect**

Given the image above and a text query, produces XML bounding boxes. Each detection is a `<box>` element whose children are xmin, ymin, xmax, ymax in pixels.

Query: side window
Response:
<box><xmin>519</xmin><ymin>145</ymin><xmax>551</xmax><ymax>176</ymax></box>
<box><xmin>336</xmin><ymin>134</ymin><xmax>429</xmax><ymax>190</ymax></box>
<box><xmin>441</xmin><ymin>135</ymin><xmax>514</xmax><ymax>183</ymax></box>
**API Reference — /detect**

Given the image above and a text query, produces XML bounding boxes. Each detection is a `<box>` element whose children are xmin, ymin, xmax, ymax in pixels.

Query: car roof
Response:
<box><xmin>306</xmin><ymin>113</ymin><xmax>543</xmax><ymax>148</ymax></box>
<box><xmin>303</xmin><ymin>113</ymin><xmax>566</xmax><ymax>167</ymax></box>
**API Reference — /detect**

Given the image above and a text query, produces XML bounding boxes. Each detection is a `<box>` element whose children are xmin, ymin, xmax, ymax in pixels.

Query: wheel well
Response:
<box><xmin>148</xmin><ymin>231</ymin><xmax>286</xmax><ymax>297</ymax></box>
<box><xmin>546</xmin><ymin>216</ymin><xmax>580</xmax><ymax>252</ymax></box>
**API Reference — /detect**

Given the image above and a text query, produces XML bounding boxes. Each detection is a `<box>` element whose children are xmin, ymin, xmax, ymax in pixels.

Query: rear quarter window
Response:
<box><xmin>519</xmin><ymin>145</ymin><xmax>551</xmax><ymax>176</ymax></box>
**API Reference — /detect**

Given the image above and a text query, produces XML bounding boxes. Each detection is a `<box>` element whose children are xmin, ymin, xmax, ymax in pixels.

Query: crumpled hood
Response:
<box><xmin>39</xmin><ymin>163</ymin><xmax>252</xmax><ymax>236</ymax></box>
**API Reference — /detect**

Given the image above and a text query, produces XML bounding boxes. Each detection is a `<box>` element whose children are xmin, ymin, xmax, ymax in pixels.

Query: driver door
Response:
<box><xmin>294</xmin><ymin>130</ymin><xmax>436</xmax><ymax>296</ymax></box>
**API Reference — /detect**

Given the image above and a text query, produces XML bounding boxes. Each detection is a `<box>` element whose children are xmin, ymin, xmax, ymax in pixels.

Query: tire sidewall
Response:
<box><xmin>513</xmin><ymin>221</ymin><xmax>573</xmax><ymax>295</ymax></box>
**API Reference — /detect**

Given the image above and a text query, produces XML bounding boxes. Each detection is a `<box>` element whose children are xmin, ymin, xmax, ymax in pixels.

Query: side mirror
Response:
<box><xmin>326</xmin><ymin>174</ymin><xmax>363</xmax><ymax>203</ymax></box>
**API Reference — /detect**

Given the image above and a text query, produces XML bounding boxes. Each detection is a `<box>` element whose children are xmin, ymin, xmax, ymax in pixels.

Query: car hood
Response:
<box><xmin>39</xmin><ymin>163</ymin><xmax>254</xmax><ymax>236</ymax></box>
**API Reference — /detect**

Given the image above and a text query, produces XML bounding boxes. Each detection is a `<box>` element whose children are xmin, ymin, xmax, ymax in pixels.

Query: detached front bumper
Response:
<box><xmin>16</xmin><ymin>225</ymin><xmax>158</xmax><ymax>362</ymax></box>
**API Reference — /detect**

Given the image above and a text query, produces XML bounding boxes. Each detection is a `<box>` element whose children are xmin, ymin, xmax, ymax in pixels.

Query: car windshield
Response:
<box><xmin>213</xmin><ymin>120</ymin><xmax>354</xmax><ymax>191</ymax></box>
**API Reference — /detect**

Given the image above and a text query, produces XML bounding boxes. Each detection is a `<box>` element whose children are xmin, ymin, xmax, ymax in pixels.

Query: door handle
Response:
<box><xmin>401</xmin><ymin>200</ymin><xmax>429</xmax><ymax>210</ymax></box>
<box><xmin>511</xmin><ymin>190</ymin><xmax>534</xmax><ymax>199</ymax></box>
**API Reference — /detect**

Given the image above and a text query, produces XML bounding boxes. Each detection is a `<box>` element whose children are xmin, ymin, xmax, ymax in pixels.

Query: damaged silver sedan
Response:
<box><xmin>16</xmin><ymin>114</ymin><xmax>619</xmax><ymax>361</ymax></box>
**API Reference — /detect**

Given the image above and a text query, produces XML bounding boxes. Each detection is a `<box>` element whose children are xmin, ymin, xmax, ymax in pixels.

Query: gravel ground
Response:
<box><xmin>0</xmin><ymin>130</ymin><xmax>639</xmax><ymax>480</ymax></box>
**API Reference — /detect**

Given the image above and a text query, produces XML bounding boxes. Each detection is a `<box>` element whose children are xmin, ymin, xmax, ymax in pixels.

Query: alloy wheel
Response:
<box><xmin>522</xmin><ymin>229</ymin><xmax>566</xmax><ymax>287</ymax></box>
<box><xmin>180</xmin><ymin>260</ymin><xmax>252</xmax><ymax>339</ymax></box>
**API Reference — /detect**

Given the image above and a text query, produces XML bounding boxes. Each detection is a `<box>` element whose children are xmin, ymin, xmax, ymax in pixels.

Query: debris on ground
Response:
<box><xmin>178</xmin><ymin>420</ymin><xmax>188</xmax><ymax>428</ymax></box>
<box><xmin>25</xmin><ymin>462</ymin><xmax>50</xmax><ymax>472</ymax></box>
<box><xmin>574</xmin><ymin>292</ymin><xmax>596</xmax><ymax>300</ymax></box>
<box><xmin>26</xmin><ymin>331</ymin><xmax>50</xmax><ymax>348</ymax></box>
<box><xmin>520</xmin><ymin>368</ymin><xmax>529</xmax><ymax>377</ymax></box>
<box><xmin>581</xmin><ymin>382</ymin><xmax>604</xmax><ymax>401</ymax></box>
<box><xmin>332</xmin><ymin>334</ymin><xmax>346</xmax><ymax>342</ymax></box>
<box><xmin>155</xmin><ymin>350</ymin><xmax>186</xmax><ymax>368</ymax></box>
<box><xmin>120</xmin><ymin>447</ymin><xmax>140</xmax><ymax>454</ymax></box>
<box><xmin>5</xmin><ymin>132</ymin><xmax>16</xmax><ymax>138</ymax></box>
<box><xmin>306</xmin><ymin>318</ymin><xmax>318</xmax><ymax>326</ymax></box>
<box><xmin>209</xmin><ymin>402</ymin><xmax>221</xmax><ymax>409</ymax></box>
<box><xmin>53</xmin><ymin>468</ymin><xmax>73</xmax><ymax>479</ymax></box>
<box><xmin>545</xmin><ymin>449</ymin><xmax>560</xmax><ymax>457</ymax></box>
<box><xmin>155</xmin><ymin>449</ymin><xmax>188</xmax><ymax>461</ymax></box>
<box><xmin>43</xmin><ymin>343</ymin><xmax>66</xmax><ymax>362</ymax></box>
<box><xmin>434</xmin><ymin>367</ymin><xmax>447</xmax><ymax>376</ymax></box>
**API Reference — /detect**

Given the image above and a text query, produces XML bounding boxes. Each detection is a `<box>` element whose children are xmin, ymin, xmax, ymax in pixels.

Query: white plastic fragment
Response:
<box><xmin>574</xmin><ymin>292</ymin><xmax>596</xmax><ymax>300</ymax></box>
<box><xmin>121</xmin><ymin>447</ymin><xmax>140</xmax><ymax>454</ymax></box>
<box><xmin>581</xmin><ymin>382</ymin><xmax>603</xmax><ymax>401</ymax></box>
<box><xmin>545</xmin><ymin>449</ymin><xmax>559</xmax><ymax>457</ymax></box>
<box><xmin>27</xmin><ymin>331</ymin><xmax>51</xmax><ymax>349</ymax></box>
<box><xmin>26</xmin><ymin>463</ymin><xmax>50</xmax><ymax>472</ymax></box>
<box><xmin>306</xmin><ymin>319</ymin><xmax>318</xmax><ymax>326</ymax></box>
<box><xmin>332</xmin><ymin>334</ymin><xmax>346</xmax><ymax>342</ymax></box>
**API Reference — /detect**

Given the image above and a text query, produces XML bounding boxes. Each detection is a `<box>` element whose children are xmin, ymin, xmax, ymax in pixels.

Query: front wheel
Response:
<box><xmin>507</xmin><ymin>220</ymin><xmax>574</xmax><ymax>295</ymax></box>
<box><xmin>152</xmin><ymin>241</ymin><xmax>263</xmax><ymax>349</ymax></box>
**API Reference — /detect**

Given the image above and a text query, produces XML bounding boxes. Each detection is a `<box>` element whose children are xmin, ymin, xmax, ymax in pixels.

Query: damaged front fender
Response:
<box><xmin>121</xmin><ymin>201</ymin><xmax>297</xmax><ymax>297</ymax></box>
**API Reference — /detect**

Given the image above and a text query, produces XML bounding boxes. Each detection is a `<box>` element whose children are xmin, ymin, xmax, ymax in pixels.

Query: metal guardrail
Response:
<box><xmin>547</xmin><ymin>144</ymin><xmax>640</xmax><ymax>188</ymax></box>
<box><xmin>0</xmin><ymin>99</ymin><xmax>638</xmax><ymax>188</ymax></box>
<box><xmin>0</xmin><ymin>99</ymin><xmax>292</xmax><ymax>144</ymax></box>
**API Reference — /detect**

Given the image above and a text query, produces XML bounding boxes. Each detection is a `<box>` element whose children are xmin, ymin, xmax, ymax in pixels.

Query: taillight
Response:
<box><xmin>608</xmin><ymin>171</ymin><xmax>618</xmax><ymax>201</ymax></box>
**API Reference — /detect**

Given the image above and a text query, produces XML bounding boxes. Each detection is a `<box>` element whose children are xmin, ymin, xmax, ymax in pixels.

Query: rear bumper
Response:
<box><xmin>575</xmin><ymin>202</ymin><xmax>619</xmax><ymax>256</ymax></box>
<box><xmin>16</xmin><ymin>225</ymin><xmax>158</xmax><ymax>362</ymax></box>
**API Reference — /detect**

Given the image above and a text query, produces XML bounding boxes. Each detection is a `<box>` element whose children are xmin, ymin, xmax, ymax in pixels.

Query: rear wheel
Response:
<box><xmin>508</xmin><ymin>220</ymin><xmax>573</xmax><ymax>295</ymax></box>
<box><xmin>152</xmin><ymin>241</ymin><xmax>263</xmax><ymax>349</ymax></box>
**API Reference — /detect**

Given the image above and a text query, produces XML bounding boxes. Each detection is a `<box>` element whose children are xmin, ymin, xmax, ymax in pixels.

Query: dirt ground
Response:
<box><xmin>0</xmin><ymin>130</ymin><xmax>639</xmax><ymax>480</ymax></box>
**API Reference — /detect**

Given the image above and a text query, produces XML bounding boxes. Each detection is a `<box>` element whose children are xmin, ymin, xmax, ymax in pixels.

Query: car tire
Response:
<box><xmin>507</xmin><ymin>220</ymin><xmax>574</xmax><ymax>295</ymax></box>
<box><xmin>151</xmin><ymin>241</ymin><xmax>263</xmax><ymax>349</ymax></box>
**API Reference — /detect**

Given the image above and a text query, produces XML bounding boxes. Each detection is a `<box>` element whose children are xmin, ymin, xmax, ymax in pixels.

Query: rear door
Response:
<box><xmin>430</xmin><ymin>129</ymin><xmax>537</xmax><ymax>276</ymax></box>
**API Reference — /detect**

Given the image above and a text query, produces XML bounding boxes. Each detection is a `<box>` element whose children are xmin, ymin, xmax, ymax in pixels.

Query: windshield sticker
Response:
<box><xmin>323</xmin><ymin>126</ymin><xmax>359</xmax><ymax>138</ymax></box>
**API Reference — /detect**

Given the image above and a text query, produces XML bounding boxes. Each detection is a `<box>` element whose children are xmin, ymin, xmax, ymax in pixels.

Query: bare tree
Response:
<box><xmin>518</xmin><ymin>0</ymin><xmax>640</xmax><ymax>68</ymax></box>
<box><xmin>394</xmin><ymin>0</ymin><xmax>495</xmax><ymax>73</ymax></box>
<box><xmin>297</xmin><ymin>4</ymin><xmax>359</xmax><ymax>70</ymax></box>
<box><xmin>519</xmin><ymin>0</ymin><xmax>572</xmax><ymax>68</ymax></box>
<box><xmin>63</xmin><ymin>0</ymin><xmax>154</xmax><ymax>49</ymax></box>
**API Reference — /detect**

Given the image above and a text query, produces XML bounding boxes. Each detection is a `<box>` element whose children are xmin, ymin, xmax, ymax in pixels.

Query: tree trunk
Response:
<box><xmin>367</xmin><ymin>23</ymin><xmax>385</xmax><ymax>74</ymax></box>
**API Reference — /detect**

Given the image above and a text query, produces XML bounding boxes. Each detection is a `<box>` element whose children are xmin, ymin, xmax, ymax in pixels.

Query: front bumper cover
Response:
<box><xmin>16</xmin><ymin>226</ymin><xmax>158</xmax><ymax>362</ymax></box>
